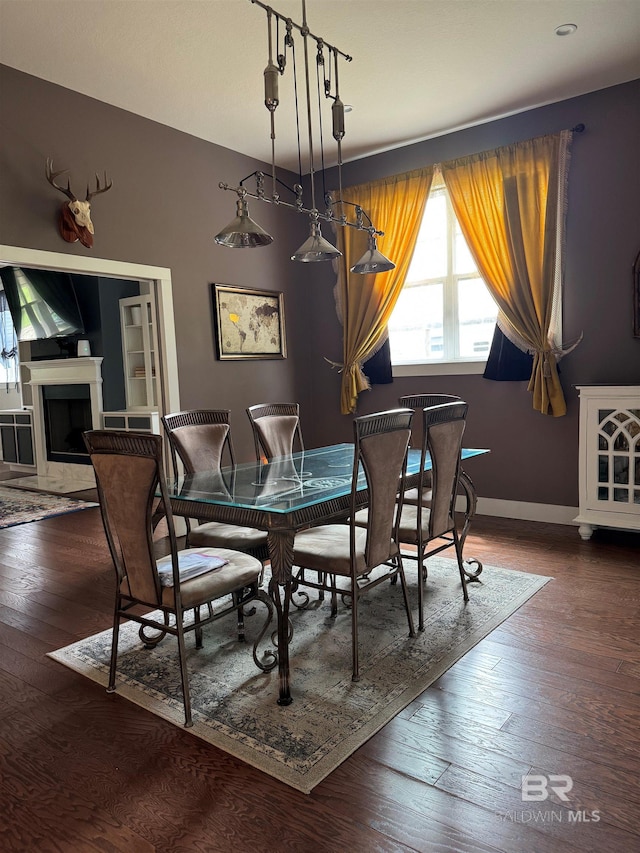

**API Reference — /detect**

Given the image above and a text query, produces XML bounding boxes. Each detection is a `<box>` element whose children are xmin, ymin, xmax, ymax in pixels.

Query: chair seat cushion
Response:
<box><xmin>396</xmin><ymin>504</ymin><xmax>431</xmax><ymax>544</ymax></box>
<box><xmin>188</xmin><ymin>522</ymin><xmax>268</xmax><ymax>551</ymax></box>
<box><xmin>354</xmin><ymin>504</ymin><xmax>438</xmax><ymax>546</ymax></box>
<box><xmin>157</xmin><ymin>547</ymin><xmax>262</xmax><ymax>609</ymax></box>
<box><xmin>293</xmin><ymin>524</ymin><xmax>398</xmax><ymax>576</ymax></box>
<box><xmin>402</xmin><ymin>487</ymin><xmax>432</xmax><ymax>506</ymax></box>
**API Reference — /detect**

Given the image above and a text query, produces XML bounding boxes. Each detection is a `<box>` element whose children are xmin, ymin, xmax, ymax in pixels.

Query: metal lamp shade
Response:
<box><xmin>291</xmin><ymin>220</ymin><xmax>342</xmax><ymax>262</ymax></box>
<box><xmin>214</xmin><ymin>197</ymin><xmax>273</xmax><ymax>248</ymax></box>
<box><xmin>350</xmin><ymin>234</ymin><xmax>395</xmax><ymax>274</ymax></box>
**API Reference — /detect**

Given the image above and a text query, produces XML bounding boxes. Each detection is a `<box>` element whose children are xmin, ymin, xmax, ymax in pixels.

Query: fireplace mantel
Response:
<box><xmin>23</xmin><ymin>357</ymin><xmax>104</xmax><ymax>386</ymax></box>
<box><xmin>24</xmin><ymin>357</ymin><xmax>104</xmax><ymax>487</ymax></box>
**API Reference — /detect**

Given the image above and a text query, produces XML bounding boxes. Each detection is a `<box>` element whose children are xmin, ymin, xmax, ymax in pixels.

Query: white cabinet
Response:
<box><xmin>575</xmin><ymin>386</ymin><xmax>640</xmax><ymax>540</ymax></box>
<box><xmin>0</xmin><ymin>410</ymin><xmax>35</xmax><ymax>468</ymax></box>
<box><xmin>102</xmin><ymin>410</ymin><xmax>161</xmax><ymax>434</ymax></box>
<box><xmin>120</xmin><ymin>295</ymin><xmax>158</xmax><ymax>410</ymax></box>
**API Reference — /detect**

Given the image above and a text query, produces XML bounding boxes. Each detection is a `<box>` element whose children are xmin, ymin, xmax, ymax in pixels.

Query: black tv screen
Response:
<box><xmin>0</xmin><ymin>266</ymin><xmax>85</xmax><ymax>342</ymax></box>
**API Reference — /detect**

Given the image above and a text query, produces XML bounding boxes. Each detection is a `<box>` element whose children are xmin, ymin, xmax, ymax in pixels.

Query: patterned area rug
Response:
<box><xmin>49</xmin><ymin>558</ymin><xmax>551</xmax><ymax>793</ymax></box>
<box><xmin>0</xmin><ymin>485</ymin><xmax>98</xmax><ymax>529</ymax></box>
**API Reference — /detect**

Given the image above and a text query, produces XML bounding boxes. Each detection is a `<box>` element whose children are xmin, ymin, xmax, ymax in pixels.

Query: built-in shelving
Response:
<box><xmin>120</xmin><ymin>294</ymin><xmax>158</xmax><ymax>410</ymax></box>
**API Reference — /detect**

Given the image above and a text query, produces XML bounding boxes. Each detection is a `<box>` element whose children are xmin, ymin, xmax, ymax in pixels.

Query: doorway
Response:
<box><xmin>0</xmin><ymin>244</ymin><xmax>180</xmax><ymax>491</ymax></box>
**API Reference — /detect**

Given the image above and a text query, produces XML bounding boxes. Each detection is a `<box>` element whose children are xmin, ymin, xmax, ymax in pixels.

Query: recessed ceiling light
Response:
<box><xmin>555</xmin><ymin>23</ymin><xmax>578</xmax><ymax>37</ymax></box>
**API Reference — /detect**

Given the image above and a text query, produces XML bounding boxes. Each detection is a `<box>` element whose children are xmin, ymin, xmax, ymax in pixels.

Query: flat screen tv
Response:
<box><xmin>0</xmin><ymin>266</ymin><xmax>85</xmax><ymax>342</ymax></box>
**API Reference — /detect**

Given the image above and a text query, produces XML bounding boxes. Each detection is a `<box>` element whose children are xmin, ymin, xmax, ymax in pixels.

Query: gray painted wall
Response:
<box><xmin>1</xmin><ymin>64</ymin><xmax>638</xmax><ymax>507</ymax></box>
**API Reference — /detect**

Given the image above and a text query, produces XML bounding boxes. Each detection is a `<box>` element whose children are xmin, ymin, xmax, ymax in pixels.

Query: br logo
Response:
<box><xmin>521</xmin><ymin>774</ymin><xmax>573</xmax><ymax>802</ymax></box>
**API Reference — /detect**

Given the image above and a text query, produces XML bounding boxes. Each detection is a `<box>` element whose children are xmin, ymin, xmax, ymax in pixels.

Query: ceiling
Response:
<box><xmin>1</xmin><ymin>0</ymin><xmax>639</xmax><ymax>172</ymax></box>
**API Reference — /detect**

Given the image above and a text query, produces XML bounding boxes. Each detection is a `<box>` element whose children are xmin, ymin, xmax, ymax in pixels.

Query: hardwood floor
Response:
<box><xmin>0</xmin><ymin>505</ymin><xmax>638</xmax><ymax>852</ymax></box>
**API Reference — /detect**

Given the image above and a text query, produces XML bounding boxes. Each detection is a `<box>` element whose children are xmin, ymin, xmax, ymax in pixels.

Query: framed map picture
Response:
<box><xmin>212</xmin><ymin>283</ymin><xmax>287</xmax><ymax>360</ymax></box>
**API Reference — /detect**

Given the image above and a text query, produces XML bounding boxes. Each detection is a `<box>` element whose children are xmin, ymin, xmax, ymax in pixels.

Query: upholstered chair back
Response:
<box><xmin>422</xmin><ymin>402</ymin><xmax>468</xmax><ymax>538</ymax></box>
<box><xmin>246</xmin><ymin>403</ymin><xmax>304</xmax><ymax>460</ymax></box>
<box><xmin>84</xmin><ymin>430</ymin><xmax>177</xmax><ymax>607</ymax></box>
<box><xmin>162</xmin><ymin>410</ymin><xmax>235</xmax><ymax>476</ymax></box>
<box><xmin>399</xmin><ymin>394</ymin><xmax>461</xmax><ymax>448</ymax></box>
<box><xmin>353</xmin><ymin>409</ymin><xmax>413</xmax><ymax>570</ymax></box>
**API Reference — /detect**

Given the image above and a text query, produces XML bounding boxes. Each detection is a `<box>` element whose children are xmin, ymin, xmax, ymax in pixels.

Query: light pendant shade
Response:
<box><xmin>291</xmin><ymin>220</ymin><xmax>342</xmax><ymax>262</ymax></box>
<box><xmin>214</xmin><ymin>197</ymin><xmax>273</xmax><ymax>248</ymax></box>
<box><xmin>350</xmin><ymin>234</ymin><xmax>395</xmax><ymax>274</ymax></box>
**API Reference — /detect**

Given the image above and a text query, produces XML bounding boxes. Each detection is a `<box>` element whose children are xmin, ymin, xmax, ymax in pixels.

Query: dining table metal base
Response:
<box><xmin>267</xmin><ymin>529</ymin><xmax>295</xmax><ymax>705</ymax></box>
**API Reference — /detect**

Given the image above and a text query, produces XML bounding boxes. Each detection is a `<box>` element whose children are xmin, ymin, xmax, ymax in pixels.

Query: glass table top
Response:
<box><xmin>165</xmin><ymin>443</ymin><xmax>489</xmax><ymax>515</ymax></box>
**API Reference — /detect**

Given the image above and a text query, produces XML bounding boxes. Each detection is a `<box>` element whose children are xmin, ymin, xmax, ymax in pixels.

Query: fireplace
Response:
<box><xmin>24</xmin><ymin>357</ymin><xmax>104</xmax><ymax>486</ymax></box>
<box><xmin>42</xmin><ymin>384</ymin><xmax>93</xmax><ymax>464</ymax></box>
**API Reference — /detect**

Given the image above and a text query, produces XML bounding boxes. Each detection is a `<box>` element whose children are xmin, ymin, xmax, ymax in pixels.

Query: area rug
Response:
<box><xmin>0</xmin><ymin>485</ymin><xmax>98</xmax><ymax>529</ymax></box>
<box><xmin>49</xmin><ymin>558</ymin><xmax>551</xmax><ymax>793</ymax></box>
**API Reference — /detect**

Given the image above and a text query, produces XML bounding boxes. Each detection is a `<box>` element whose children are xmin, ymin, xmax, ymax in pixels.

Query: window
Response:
<box><xmin>388</xmin><ymin>181</ymin><xmax>498</xmax><ymax>373</ymax></box>
<box><xmin>0</xmin><ymin>288</ymin><xmax>19</xmax><ymax>388</ymax></box>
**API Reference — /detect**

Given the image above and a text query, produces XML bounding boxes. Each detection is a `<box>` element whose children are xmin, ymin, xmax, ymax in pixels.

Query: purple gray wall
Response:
<box><xmin>1</xmin><ymin>64</ymin><xmax>638</xmax><ymax>507</ymax></box>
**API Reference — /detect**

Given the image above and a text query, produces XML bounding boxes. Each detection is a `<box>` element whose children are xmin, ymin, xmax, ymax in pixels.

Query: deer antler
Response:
<box><xmin>45</xmin><ymin>157</ymin><xmax>76</xmax><ymax>200</ymax></box>
<box><xmin>86</xmin><ymin>172</ymin><xmax>113</xmax><ymax>201</ymax></box>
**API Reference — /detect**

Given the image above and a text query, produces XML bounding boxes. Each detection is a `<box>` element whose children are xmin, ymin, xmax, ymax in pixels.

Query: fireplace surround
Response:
<box><xmin>24</xmin><ymin>357</ymin><xmax>104</xmax><ymax>487</ymax></box>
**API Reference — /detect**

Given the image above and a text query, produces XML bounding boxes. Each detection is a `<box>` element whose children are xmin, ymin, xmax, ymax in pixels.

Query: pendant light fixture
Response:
<box><xmin>214</xmin><ymin>0</ymin><xmax>394</xmax><ymax>275</ymax></box>
<box><xmin>214</xmin><ymin>190</ymin><xmax>274</xmax><ymax>248</ymax></box>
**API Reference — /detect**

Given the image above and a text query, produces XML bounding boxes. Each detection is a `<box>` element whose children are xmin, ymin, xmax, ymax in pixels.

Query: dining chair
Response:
<box><xmin>398</xmin><ymin>393</ymin><xmax>461</xmax><ymax>505</ymax></box>
<box><xmin>387</xmin><ymin>401</ymin><xmax>470</xmax><ymax>631</ymax></box>
<box><xmin>83</xmin><ymin>429</ymin><xmax>275</xmax><ymax>728</ymax></box>
<box><xmin>162</xmin><ymin>410</ymin><xmax>269</xmax><ymax>561</ymax></box>
<box><xmin>398</xmin><ymin>394</ymin><xmax>480</xmax><ymax>577</ymax></box>
<box><xmin>246</xmin><ymin>402</ymin><xmax>304</xmax><ymax>461</ymax></box>
<box><xmin>246</xmin><ymin>402</ymin><xmax>334</xmax><ymax>606</ymax></box>
<box><xmin>292</xmin><ymin>408</ymin><xmax>416</xmax><ymax>682</ymax></box>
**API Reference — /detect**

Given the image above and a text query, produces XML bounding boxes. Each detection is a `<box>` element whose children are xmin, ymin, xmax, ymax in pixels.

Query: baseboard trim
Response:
<box><xmin>467</xmin><ymin>496</ymin><xmax>578</xmax><ymax>526</ymax></box>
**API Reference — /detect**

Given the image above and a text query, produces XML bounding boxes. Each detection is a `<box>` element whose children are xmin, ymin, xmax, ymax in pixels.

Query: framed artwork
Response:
<box><xmin>212</xmin><ymin>283</ymin><xmax>287</xmax><ymax>360</ymax></box>
<box><xmin>634</xmin><ymin>250</ymin><xmax>640</xmax><ymax>338</ymax></box>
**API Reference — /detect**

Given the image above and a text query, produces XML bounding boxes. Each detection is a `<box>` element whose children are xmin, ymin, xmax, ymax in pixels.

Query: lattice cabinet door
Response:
<box><xmin>575</xmin><ymin>386</ymin><xmax>640</xmax><ymax>540</ymax></box>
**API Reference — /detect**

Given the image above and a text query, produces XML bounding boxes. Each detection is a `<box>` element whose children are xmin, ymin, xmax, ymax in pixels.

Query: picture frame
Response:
<box><xmin>212</xmin><ymin>283</ymin><xmax>287</xmax><ymax>360</ymax></box>
<box><xmin>634</xmin><ymin>250</ymin><xmax>640</xmax><ymax>338</ymax></box>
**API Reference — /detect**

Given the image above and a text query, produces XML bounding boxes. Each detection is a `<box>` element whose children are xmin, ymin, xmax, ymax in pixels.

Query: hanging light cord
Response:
<box><xmin>219</xmin><ymin>0</ymin><xmax>385</xmax><ymax>238</ymax></box>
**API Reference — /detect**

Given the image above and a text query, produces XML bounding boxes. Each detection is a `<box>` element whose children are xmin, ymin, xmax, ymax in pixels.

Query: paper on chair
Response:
<box><xmin>157</xmin><ymin>552</ymin><xmax>228</xmax><ymax>587</ymax></box>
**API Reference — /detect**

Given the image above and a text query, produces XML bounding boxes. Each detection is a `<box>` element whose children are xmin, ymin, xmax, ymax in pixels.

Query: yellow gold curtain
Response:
<box><xmin>441</xmin><ymin>131</ymin><xmax>573</xmax><ymax>416</ymax></box>
<box><xmin>334</xmin><ymin>166</ymin><xmax>434</xmax><ymax>414</ymax></box>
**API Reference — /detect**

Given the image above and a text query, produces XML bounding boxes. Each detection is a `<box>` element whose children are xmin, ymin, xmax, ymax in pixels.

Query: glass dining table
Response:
<box><xmin>165</xmin><ymin>442</ymin><xmax>489</xmax><ymax>706</ymax></box>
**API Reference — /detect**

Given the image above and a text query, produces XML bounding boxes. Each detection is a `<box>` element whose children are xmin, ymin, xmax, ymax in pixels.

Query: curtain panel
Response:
<box><xmin>441</xmin><ymin>130</ymin><xmax>574</xmax><ymax>416</ymax></box>
<box><xmin>332</xmin><ymin>166</ymin><xmax>434</xmax><ymax>414</ymax></box>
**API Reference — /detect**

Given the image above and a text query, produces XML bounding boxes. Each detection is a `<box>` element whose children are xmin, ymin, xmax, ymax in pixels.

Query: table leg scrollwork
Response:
<box><xmin>267</xmin><ymin>529</ymin><xmax>295</xmax><ymax>705</ymax></box>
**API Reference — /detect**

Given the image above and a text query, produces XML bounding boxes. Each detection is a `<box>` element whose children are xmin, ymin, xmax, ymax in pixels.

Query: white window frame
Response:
<box><xmin>390</xmin><ymin>181</ymin><xmax>496</xmax><ymax>378</ymax></box>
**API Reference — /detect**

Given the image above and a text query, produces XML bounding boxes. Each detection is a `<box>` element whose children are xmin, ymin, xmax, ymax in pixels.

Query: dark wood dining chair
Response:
<box><xmin>162</xmin><ymin>410</ymin><xmax>269</xmax><ymax>561</ymax></box>
<box><xmin>246</xmin><ymin>402</ymin><xmax>304</xmax><ymax>461</ymax></box>
<box><xmin>83</xmin><ymin>429</ymin><xmax>275</xmax><ymax>728</ymax></box>
<box><xmin>292</xmin><ymin>408</ymin><xmax>416</xmax><ymax>681</ymax></box>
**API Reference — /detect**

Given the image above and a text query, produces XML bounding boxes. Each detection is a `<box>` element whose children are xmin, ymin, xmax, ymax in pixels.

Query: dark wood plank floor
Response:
<box><xmin>0</xmin><ymin>500</ymin><xmax>638</xmax><ymax>852</ymax></box>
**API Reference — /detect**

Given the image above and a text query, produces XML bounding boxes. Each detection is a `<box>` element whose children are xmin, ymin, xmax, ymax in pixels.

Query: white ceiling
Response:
<box><xmin>1</xmin><ymin>0</ymin><xmax>639</xmax><ymax>172</ymax></box>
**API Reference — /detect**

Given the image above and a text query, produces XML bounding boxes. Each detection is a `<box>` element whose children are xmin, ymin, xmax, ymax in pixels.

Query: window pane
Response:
<box><xmin>457</xmin><ymin>278</ymin><xmax>499</xmax><ymax>358</ymax></box>
<box><xmin>389</xmin><ymin>283</ymin><xmax>444</xmax><ymax>362</ymax></box>
<box><xmin>407</xmin><ymin>192</ymin><xmax>446</xmax><ymax>282</ymax></box>
<box><xmin>389</xmin><ymin>182</ymin><xmax>502</xmax><ymax>366</ymax></box>
<box><xmin>0</xmin><ymin>301</ymin><xmax>19</xmax><ymax>386</ymax></box>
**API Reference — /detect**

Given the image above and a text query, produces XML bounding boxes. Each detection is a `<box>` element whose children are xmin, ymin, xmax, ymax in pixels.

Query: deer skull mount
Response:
<box><xmin>45</xmin><ymin>158</ymin><xmax>113</xmax><ymax>249</ymax></box>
